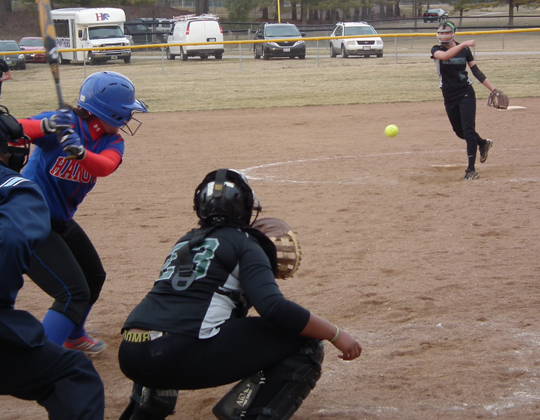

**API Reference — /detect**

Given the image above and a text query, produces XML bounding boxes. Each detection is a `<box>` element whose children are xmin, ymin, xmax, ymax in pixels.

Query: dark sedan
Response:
<box><xmin>253</xmin><ymin>23</ymin><xmax>306</xmax><ymax>60</ymax></box>
<box><xmin>423</xmin><ymin>9</ymin><xmax>448</xmax><ymax>23</ymax></box>
<box><xmin>0</xmin><ymin>40</ymin><xmax>26</xmax><ymax>70</ymax></box>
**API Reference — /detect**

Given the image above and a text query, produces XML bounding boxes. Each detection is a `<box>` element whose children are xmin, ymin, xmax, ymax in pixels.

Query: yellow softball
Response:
<box><xmin>385</xmin><ymin>124</ymin><xmax>399</xmax><ymax>137</ymax></box>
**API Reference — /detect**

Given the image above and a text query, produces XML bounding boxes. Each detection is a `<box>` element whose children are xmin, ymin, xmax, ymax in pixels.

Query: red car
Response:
<box><xmin>19</xmin><ymin>37</ymin><xmax>46</xmax><ymax>63</ymax></box>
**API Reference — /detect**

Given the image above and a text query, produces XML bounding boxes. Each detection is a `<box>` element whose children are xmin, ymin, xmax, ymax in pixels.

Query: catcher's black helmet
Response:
<box><xmin>194</xmin><ymin>168</ymin><xmax>261</xmax><ymax>226</ymax></box>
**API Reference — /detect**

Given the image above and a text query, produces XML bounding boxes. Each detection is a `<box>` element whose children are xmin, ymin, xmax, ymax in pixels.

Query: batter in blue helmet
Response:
<box><xmin>17</xmin><ymin>71</ymin><xmax>148</xmax><ymax>355</ymax></box>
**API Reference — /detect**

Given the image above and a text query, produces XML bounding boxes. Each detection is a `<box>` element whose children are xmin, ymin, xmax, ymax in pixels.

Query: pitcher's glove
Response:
<box><xmin>487</xmin><ymin>89</ymin><xmax>509</xmax><ymax>110</ymax></box>
<box><xmin>252</xmin><ymin>218</ymin><xmax>301</xmax><ymax>279</ymax></box>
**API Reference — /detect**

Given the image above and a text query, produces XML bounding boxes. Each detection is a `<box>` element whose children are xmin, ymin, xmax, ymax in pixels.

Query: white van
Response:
<box><xmin>166</xmin><ymin>14</ymin><xmax>224</xmax><ymax>61</ymax></box>
<box><xmin>51</xmin><ymin>7</ymin><xmax>131</xmax><ymax>65</ymax></box>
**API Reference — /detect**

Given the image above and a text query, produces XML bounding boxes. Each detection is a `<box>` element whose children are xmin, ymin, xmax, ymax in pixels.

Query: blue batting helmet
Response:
<box><xmin>77</xmin><ymin>71</ymin><xmax>147</xmax><ymax>128</ymax></box>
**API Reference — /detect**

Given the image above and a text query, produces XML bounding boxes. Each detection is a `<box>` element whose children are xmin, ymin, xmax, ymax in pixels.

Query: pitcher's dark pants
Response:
<box><xmin>444</xmin><ymin>86</ymin><xmax>487</xmax><ymax>171</ymax></box>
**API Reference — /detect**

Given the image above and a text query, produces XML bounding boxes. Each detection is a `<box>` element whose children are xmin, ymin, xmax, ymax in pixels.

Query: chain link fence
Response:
<box><xmin>1</xmin><ymin>26</ymin><xmax>539</xmax><ymax>116</ymax></box>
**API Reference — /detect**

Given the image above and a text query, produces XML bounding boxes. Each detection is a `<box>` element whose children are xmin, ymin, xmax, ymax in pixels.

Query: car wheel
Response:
<box><xmin>341</xmin><ymin>45</ymin><xmax>348</xmax><ymax>58</ymax></box>
<box><xmin>254</xmin><ymin>46</ymin><xmax>261</xmax><ymax>59</ymax></box>
<box><xmin>180</xmin><ymin>48</ymin><xmax>188</xmax><ymax>61</ymax></box>
<box><xmin>330</xmin><ymin>44</ymin><xmax>337</xmax><ymax>58</ymax></box>
<box><xmin>215</xmin><ymin>54</ymin><xmax>223</xmax><ymax>60</ymax></box>
<box><xmin>166</xmin><ymin>48</ymin><xmax>176</xmax><ymax>60</ymax></box>
<box><xmin>299</xmin><ymin>54</ymin><xmax>305</xmax><ymax>59</ymax></box>
<box><xmin>377</xmin><ymin>52</ymin><xmax>383</xmax><ymax>58</ymax></box>
<box><xmin>262</xmin><ymin>49</ymin><xmax>269</xmax><ymax>60</ymax></box>
<box><xmin>201</xmin><ymin>55</ymin><xmax>209</xmax><ymax>60</ymax></box>
<box><xmin>89</xmin><ymin>54</ymin><xmax>99</xmax><ymax>65</ymax></box>
<box><xmin>123</xmin><ymin>56</ymin><xmax>131</xmax><ymax>64</ymax></box>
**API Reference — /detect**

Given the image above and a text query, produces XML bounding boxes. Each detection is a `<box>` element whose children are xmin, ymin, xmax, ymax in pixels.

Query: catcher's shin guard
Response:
<box><xmin>212</xmin><ymin>372</ymin><xmax>265</xmax><ymax>420</ymax></box>
<box><xmin>119</xmin><ymin>383</ymin><xmax>178</xmax><ymax>420</ymax></box>
<box><xmin>245</xmin><ymin>339</ymin><xmax>324</xmax><ymax>420</ymax></box>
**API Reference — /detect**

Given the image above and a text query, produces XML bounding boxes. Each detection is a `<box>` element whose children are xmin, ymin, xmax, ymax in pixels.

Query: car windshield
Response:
<box><xmin>88</xmin><ymin>26</ymin><xmax>125</xmax><ymax>40</ymax></box>
<box><xmin>265</xmin><ymin>26</ymin><xmax>300</xmax><ymax>37</ymax></box>
<box><xmin>0</xmin><ymin>42</ymin><xmax>20</xmax><ymax>52</ymax></box>
<box><xmin>344</xmin><ymin>26</ymin><xmax>377</xmax><ymax>36</ymax></box>
<box><xmin>20</xmin><ymin>39</ymin><xmax>43</xmax><ymax>47</ymax></box>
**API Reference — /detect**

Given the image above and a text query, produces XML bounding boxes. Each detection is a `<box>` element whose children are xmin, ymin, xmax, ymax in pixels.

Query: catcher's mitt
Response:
<box><xmin>487</xmin><ymin>89</ymin><xmax>509</xmax><ymax>110</ymax></box>
<box><xmin>252</xmin><ymin>218</ymin><xmax>301</xmax><ymax>279</ymax></box>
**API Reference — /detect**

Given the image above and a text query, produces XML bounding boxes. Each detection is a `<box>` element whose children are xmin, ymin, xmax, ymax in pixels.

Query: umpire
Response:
<box><xmin>0</xmin><ymin>105</ymin><xmax>105</xmax><ymax>420</ymax></box>
<box><xmin>118</xmin><ymin>168</ymin><xmax>362</xmax><ymax>420</ymax></box>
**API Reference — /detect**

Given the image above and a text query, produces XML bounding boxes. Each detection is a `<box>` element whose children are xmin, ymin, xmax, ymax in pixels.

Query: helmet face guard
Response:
<box><xmin>437</xmin><ymin>21</ymin><xmax>456</xmax><ymax>45</ymax></box>
<box><xmin>194</xmin><ymin>169</ymin><xmax>261</xmax><ymax>226</ymax></box>
<box><xmin>0</xmin><ymin>105</ymin><xmax>30</xmax><ymax>172</ymax></box>
<box><xmin>77</xmin><ymin>71</ymin><xmax>148</xmax><ymax>134</ymax></box>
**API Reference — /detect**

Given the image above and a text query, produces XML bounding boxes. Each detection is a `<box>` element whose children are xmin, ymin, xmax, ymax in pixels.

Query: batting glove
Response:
<box><xmin>59</xmin><ymin>129</ymin><xmax>86</xmax><ymax>160</ymax></box>
<box><xmin>41</xmin><ymin>109</ymin><xmax>73</xmax><ymax>135</ymax></box>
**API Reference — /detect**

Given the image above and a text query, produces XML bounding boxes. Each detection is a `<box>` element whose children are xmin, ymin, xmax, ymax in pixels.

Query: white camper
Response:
<box><xmin>166</xmin><ymin>14</ymin><xmax>224</xmax><ymax>61</ymax></box>
<box><xmin>51</xmin><ymin>7</ymin><xmax>131</xmax><ymax>64</ymax></box>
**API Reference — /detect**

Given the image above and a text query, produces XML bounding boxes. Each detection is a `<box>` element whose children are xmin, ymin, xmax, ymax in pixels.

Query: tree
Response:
<box><xmin>504</xmin><ymin>0</ymin><xmax>539</xmax><ymax>25</ymax></box>
<box><xmin>450</xmin><ymin>0</ymin><xmax>478</xmax><ymax>26</ymax></box>
<box><xmin>223</xmin><ymin>0</ymin><xmax>259</xmax><ymax>21</ymax></box>
<box><xmin>1</xmin><ymin>0</ymin><xmax>12</xmax><ymax>15</ymax></box>
<box><xmin>195</xmin><ymin>0</ymin><xmax>209</xmax><ymax>14</ymax></box>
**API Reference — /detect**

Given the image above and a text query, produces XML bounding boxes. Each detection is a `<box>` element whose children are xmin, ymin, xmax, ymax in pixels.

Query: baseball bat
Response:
<box><xmin>36</xmin><ymin>0</ymin><xmax>64</xmax><ymax>109</ymax></box>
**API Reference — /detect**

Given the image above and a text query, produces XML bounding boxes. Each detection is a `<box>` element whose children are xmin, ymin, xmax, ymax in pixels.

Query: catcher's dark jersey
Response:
<box><xmin>123</xmin><ymin>226</ymin><xmax>310</xmax><ymax>339</ymax></box>
<box><xmin>431</xmin><ymin>43</ymin><xmax>475</xmax><ymax>101</ymax></box>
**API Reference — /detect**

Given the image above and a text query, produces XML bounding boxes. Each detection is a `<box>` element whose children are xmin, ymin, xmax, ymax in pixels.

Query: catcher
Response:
<box><xmin>118</xmin><ymin>168</ymin><xmax>362</xmax><ymax>420</ymax></box>
<box><xmin>431</xmin><ymin>21</ymin><xmax>508</xmax><ymax>181</ymax></box>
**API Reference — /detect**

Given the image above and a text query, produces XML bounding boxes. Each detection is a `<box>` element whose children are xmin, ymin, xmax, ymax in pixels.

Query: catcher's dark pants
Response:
<box><xmin>0</xmin><ymin>340</ymin><xmax>104</xmax><ymax>419</ymax></box>
<box><xmin>444</xmin><ymin>86</ymin><xmax>487</xmax><ymax>171</ymax></box>
<box><xmin>118</xmin><ymin>317</ymin><xmax>312</xmax><ymax>390</ymax></box>
<box><xmin>26</xmin><ymin>219</ymin><xmax>106</xmax><ymax>324</ymax></box>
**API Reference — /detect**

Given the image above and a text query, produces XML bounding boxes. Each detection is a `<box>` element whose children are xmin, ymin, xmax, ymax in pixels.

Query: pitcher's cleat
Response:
<box><xmin>479</xmin><ymin>139</ymin><xmax>493</xmax><ymax>163</ymax></box>
<box><xmin>463</xmin><ymin>169</ymin><xmax>479</xmax><ymax>181</ymax></box>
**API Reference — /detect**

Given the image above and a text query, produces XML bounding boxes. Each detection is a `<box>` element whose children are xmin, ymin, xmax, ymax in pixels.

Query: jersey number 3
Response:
<box><xmin>156</xmin><ymin>238</ymin><xmax>219</xmax><ymax>291</ymax></box>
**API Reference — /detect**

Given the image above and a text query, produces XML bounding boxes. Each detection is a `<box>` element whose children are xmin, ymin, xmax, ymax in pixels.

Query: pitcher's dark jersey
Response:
<box><xmin>123</xmin><ymin>226</ymin><xmax>310</xmax><ymax>339</ymax></box>
<box><xmin>431</xmin><ymin>43</ymin><xmax>475</xmax><ymax>101</ymax></box>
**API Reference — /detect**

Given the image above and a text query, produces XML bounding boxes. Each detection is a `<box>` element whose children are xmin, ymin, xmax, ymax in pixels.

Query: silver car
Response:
<box><xmin>329</xmin><ymin>22</ymin><xmax>384</xmax><ymax>58</ymax></box>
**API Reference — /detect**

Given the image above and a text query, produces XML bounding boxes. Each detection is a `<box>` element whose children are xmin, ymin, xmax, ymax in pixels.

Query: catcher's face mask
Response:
<box><xmin>437</xmin><ymin>22</ymin><xmax>455</xmax><ymax>45</ymax></box>
<box><xmin>0</xmin><ymin>105</ymin><xmax>30</xmax><ymax>173</ymax></box>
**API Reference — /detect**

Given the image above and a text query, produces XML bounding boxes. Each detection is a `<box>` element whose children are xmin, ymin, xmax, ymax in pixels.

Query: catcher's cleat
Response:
<box><xmin>462</xmin><ymin>169</ymin><xmax>479</xmax><ymax>181</ymax></box>
<box><xmin>64</xmin><ymin>334</ymin><xmax>108</xmax><ymax>355</ymax></box>
<box><xmin>479</xmin><ymin>139</ymin><xmax>493</xmax><ymax>163</ymax></box>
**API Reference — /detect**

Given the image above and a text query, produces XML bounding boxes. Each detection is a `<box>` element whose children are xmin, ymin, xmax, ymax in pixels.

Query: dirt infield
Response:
<box><xmin>4</xmin><ymin>98</ymin><xmax>540</xmax><ymax>419</ymax></box>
